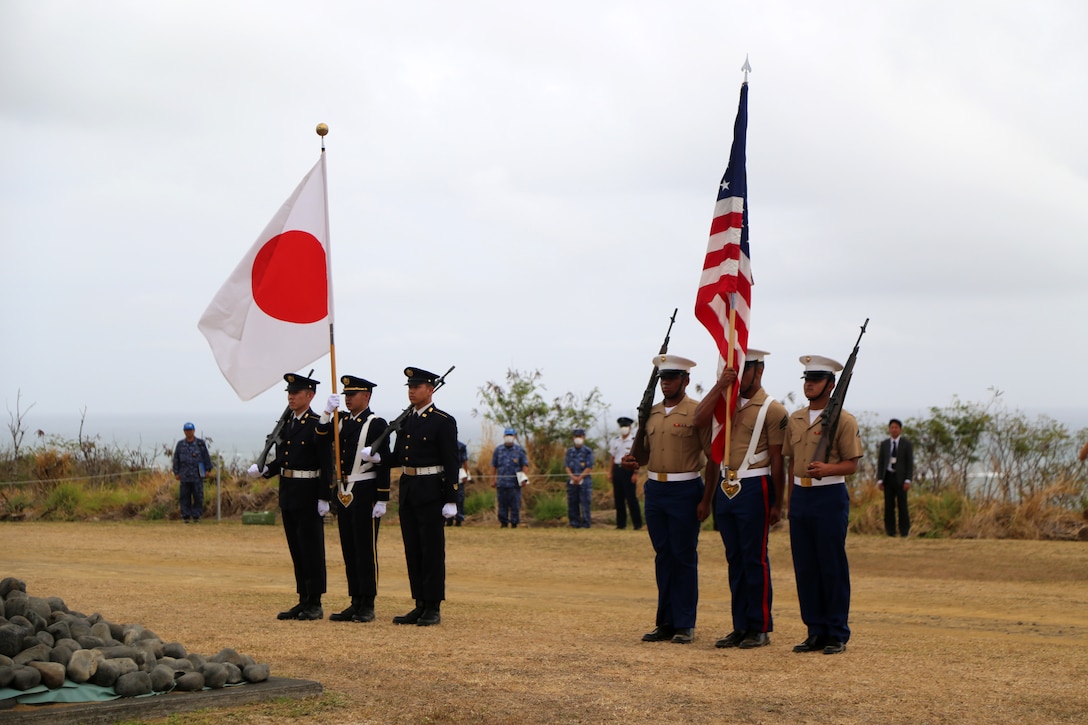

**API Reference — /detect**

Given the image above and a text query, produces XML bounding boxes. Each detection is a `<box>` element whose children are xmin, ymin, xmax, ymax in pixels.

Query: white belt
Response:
<box><xmin>647</xmin><ymin>470</ymin><xmax>701</xmax><ymax>482</ymax></box>
<box><xmin>402</xmin><ymin>465</ymin><xmax>444</xmax><ymax>476</ymax></box>
<box><xmin>346</xmin><ymin>472</ymin><xmax>377</xmax><ymax>483</ymax></box>
<box><xmin>736</xmin><ymin>467</ymin><xmax>770</xmax><ymax>478</ymax></box>
<box><xmin>281</xmin><ymin>469</ymin><xmax>320</xmax><ymax>479</ymax></box>
<box><xmin>793</xmin><ymin>475</ymin><xmax>846</xmax><ymax>488</ymax></box>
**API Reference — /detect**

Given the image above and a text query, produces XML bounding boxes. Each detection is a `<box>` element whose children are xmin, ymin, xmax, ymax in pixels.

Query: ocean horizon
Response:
<box><xmin>13</xmin><ymin>405</ymin><xmax>1088</xmax><ymax>473</ymax></box>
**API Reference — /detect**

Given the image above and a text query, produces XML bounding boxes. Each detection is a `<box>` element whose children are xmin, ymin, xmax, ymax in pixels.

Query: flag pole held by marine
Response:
<box><xmin>694</xmin><ymin>59</ymin><xmax>753</xmax><ymax>467</ymax></box>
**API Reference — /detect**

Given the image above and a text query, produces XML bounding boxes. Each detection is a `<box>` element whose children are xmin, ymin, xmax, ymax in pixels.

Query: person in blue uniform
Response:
<box><xmin>326</xmin><ymin>375</ymin><xmax>390</xmax><ymax>624</ymax></box>
<box><xmin>391</xmin><ymin>367</ymin><xmax>460</xmax><ymax>626</ymax></box>
<box><xmin>783</xmin><ymin>355</ymin><xmax>863</xmax><ymax>655</ymax></box>
<box><xmin>607</xmin><ymin>416</ymin><xmax>641</xmax><ymax>530</ymax></box>
<box><xmin>694</xmin><ymin>348</ymin><xmax>788</xmax><ymax>650</ymax></box>
<box><xmin>172</xmin><ymin>421</ymin><xmax>213</xmax><ymax>523</ymax></box>
<box><xmin>623</xmin><ymin>354</ymin><xmax>716</xmax><ymax>645</ymax></box>
<box><xmin>565</xmin><ymin>428</ymin><xmax>595</xmax><ymax>528</ymax></box>
<box><xmin>248</xmin><ymin>372</ymin><xmax>333</xmax><ymax>621</ymax></box>
<box><xmin>491</xmin><ymin>428</ymin><xmax>529</xmax><ymax>528</ymax></box>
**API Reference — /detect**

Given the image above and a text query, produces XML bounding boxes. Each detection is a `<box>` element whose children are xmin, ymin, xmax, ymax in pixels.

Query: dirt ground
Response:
<box><xmin>3</xmin><ymin>519</ymin><xmax>1088</xmax><ymax>724</ymax></box>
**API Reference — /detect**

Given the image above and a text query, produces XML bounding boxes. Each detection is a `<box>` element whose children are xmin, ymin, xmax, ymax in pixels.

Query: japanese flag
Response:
<box><xmin>199</xmin><ymin>156</ymin><xmax>330</xmax><ymax>401</ymax></box>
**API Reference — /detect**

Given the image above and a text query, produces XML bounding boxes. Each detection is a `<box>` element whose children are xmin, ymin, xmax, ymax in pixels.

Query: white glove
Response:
<box><xmin>458</xmin><ymin>468</ymin><xmax>468</xmax><ymax>483</ymax></box>
<box><xmin>361</xmin><ymin>446</ymin><xmax>381</xmax><ymax>463</ymax></box>
<box><xmin>516</xmin><ymin>471</ymin><xmax>529</xmax><ymax>487</ymax></box>
<box><xmin>324</xmin><ymin>394</ymin><xmax>341</xmax><ymax>414</ymax></box>
<box><xmin>247</xmin><ymin>463</ymin><xmax>268</xmax><ymax>478</ymax></box>
<box><xmin>441</xmin><ymin>503</ymin><xmax>457</xmax><ymax>519</ymax></box>
<box><xmin>317</xmin><ymin>499</ymin><xmax>330</xmax><ymax>517</ymax></box>
<box><xmin>372</xmin><ymin>501</ymin><xmax>387</xmax><ymax>518</ymax></box>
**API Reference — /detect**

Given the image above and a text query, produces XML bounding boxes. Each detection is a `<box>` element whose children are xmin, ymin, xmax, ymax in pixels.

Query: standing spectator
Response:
<box><xmin>623</xmin><ymin>354</ymin><xmax>715</xmax><ymax>645</ymax></box>
<box><xmin>876</xmin><ymin>418</ymin><xmax>914</xmax><ymax>537</ymax></box>
<box><xmin>172</xmin><ymin>422</ymin><xmax>213</xmax><ymax>524</ymax></box>
<box><xmin>449</xmin><ymin>440</ymin><xmax>470</xmax><ymax>527</ymax></box>
<box><xmin>694</xmin><ymin>349</ymin><xmax>788</xmax><ymax>650</ymax></box>
<box><xmin>327</xmin><ymin>375</ymin><xmax>390</xmax><ymax>623</ymax></box>
<box><xmin>783</xmin><ymin>355</ymin><xmax>863</xmax><ymax>655</ymax></box>
<box><xmin>491</xmin><ymin>428</ymin><xmax>529</xmax><ymax>528</ymax></box>
<box><xmin>565</xmin><ymin>428</ymin><xmax>595</xmax><ymax>529</ymax></box>
<box><xmin>608</xmin><ymin>416</ymin><xmax>642</xmax><ymax>530</ymax></box>
<box><xmin>248</xmin><ymin>372</ymin><xmax>333</xmax><ymax>621</ymax></box>
<box><xmin>391</xmin><ymin>367</ymin><xmax>460</xmax><ymax>627</ymax></box>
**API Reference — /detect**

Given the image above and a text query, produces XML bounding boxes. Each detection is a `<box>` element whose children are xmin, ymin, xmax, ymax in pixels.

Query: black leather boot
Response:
<box><xmin>393</xmin><ymin>600</ymin><xmax>424</xmax><ymax>625</ymax></box>
<box><xmin>416</xmin><ymin>601</ymin><xmax>441</xmax><ymax>626</ymax></box>
<box><xmin>352</xmin><ymin>596</ymin><xmax>376</xmax><ymax>622</ymax></box>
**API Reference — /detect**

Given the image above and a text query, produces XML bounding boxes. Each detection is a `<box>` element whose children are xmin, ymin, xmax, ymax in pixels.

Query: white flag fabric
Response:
<box><xmin>199</xmin><ymin>156</ymin><xmax>329</xmax><ymax>401</ymax></box>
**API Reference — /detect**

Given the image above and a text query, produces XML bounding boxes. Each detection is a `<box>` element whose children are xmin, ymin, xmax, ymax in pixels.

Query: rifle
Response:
<box><xmin>255</xmin><ymin>367</ymin><xmax>315</xmax><ymax>470</ymax></box>
<box><xmin>256</xmin><ymin>406</ymin><xmax>292</xmax><ymax>470</ymax></box>
<box><xmin>635</xmin><ymin>309</ymin><xmax>678</xmax><ymax>448</ymax></box>
<box><xmin>812</xmin><ymin>318</ymin><xmax>869</xmax><ymax>468</ymax></box>
<box><xmin>365</xmin><ymin>366</ymin><xmax>455</xmax><ymax>454</ymax></box>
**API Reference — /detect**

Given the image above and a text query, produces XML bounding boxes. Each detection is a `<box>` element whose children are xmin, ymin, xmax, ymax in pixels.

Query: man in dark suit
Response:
<box><xmin>248</xmin><ymin>372</ymin><xmax>334</xmax><ymax>620</ymax></box>
<box><xmin>326</xmin><ymin>375</ymin><xmax>391</xmax><ymax>624</ymax></box>
<box><xmin>876</xmin><ymin>418</ymin><xmax>913</xmax><ymax>537</ymax></box>
<box><xmin>391</xmin><ymin>366</ymin><xmax>460</xmax><ymax>626</ymax></box>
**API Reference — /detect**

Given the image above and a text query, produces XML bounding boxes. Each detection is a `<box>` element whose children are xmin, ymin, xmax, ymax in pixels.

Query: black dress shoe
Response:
<box><xmin>738</xmin><ymin>632</ymin><xmax>770</xmax><ymax>649</ymax></box>
<box><xmin>297</xmin><ymin>604</ymin><xmax>323</xmax><ymax>621</ymax></box>
<box><xmin>792</xmin><ymin>635</ymin><xmax>828</xmax><ymax>653</ymax></box>
<box><xmin>671</xmin><ymin>628</ymin><xmax>694</xmax><ymax>644</ymax></box>
<box><xmin>823</xmin><ymin>640</ymin><xmax>847</xmax><ymax>655</ymax></box>
<box><xmin>416</xmin><ymin>608</ymin><xmax>441</xmax><ymax>626</ymax></box>
<box><xmin>715</xmin><ymin>630</ymin><xmax>746</xmax><ymax>648</ymax></box>
<box><xmin>393</xmin><ymin>606</ymin><xmax>424</xmax><ymax>625</ymax></box>
<box><xmin>329</xmin><ymin>603</ymin><xmax>358</xmax><ymax>622</ymax></box>
<box><xmin>277</xmin><ymin>602</ymin><xmax>305</xmax><ymax>620</ymax></box>
<box><xmin>642</xmin><ymin>625</ymin><xmax>677</xmax><ymax>642</ymax></box>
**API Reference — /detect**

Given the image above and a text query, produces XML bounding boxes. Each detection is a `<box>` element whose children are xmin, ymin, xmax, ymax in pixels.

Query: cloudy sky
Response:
<box><xmin>3</xmin><ymin>0</ymin><xmax>1087</xmax><ymax>434</ymax></box>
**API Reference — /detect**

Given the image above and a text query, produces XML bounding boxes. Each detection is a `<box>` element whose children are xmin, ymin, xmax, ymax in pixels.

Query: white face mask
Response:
<box><xmin>619</xmin><ymin>426</ymin><xmax>631</xmax><ymax>436</ymax></box>
<box><xmin>503</xmin><ymin>435</ymin><xmax>515</xmax><ymax>445</ymax></box>
<box><xmin>573</xmin><ymin>437</ymin><xmax>585</xmax><ymax>447</ymax></box>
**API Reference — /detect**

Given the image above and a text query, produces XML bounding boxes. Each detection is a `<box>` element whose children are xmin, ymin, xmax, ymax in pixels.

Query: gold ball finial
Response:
<box><xmin>315</xmin><ymin>123</ymin><xmax>329</xmax><ymax>137</ymax></box>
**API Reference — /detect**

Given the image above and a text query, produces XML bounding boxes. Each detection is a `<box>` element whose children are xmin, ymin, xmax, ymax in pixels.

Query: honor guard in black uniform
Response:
<box><xmin>392</xmin><ymin>366</ymin><xmax>460</xmax><ymax>626</ymax></box>
<box><xmin>248</xmin><ymin>372</ymin><xmax>333</xmax><ymax>621</ymax></box>
<box><xmin>325</xmin><ymin>375</ymin><xmax>391</xmax><ymax>623</ymax></box>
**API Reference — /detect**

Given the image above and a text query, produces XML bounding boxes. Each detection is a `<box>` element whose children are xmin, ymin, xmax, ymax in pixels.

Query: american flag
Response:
<box><xmin>694</xmin><ymin>81</ymin><xmax>751</xmax><ymax>464</ymax></box>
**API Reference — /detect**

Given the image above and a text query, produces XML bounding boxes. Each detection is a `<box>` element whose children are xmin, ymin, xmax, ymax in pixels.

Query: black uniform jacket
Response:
<box><xmin>393</xmin><ymin>404</ymin><xmax>459</xmax><ymax>504</ymax></box>
<box><xmin>264</xmin><ymin>408</ymin><xmax>333</xmax><ymax>510</ymax></box>
<box><xmin>337</xmin><ymin>408</ymin><xmax>391</xmax><ymax>502</ymax></box>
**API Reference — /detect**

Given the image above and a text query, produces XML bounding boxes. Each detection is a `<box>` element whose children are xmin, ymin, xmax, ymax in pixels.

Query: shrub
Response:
<box><xmin>43</xmin><ymin>482</ymin><xmax>84</xmax><ymax>520</ymax></box>
<box><xmin>464</xmin><ymin>488</ymin><xmax>495</xmax><ymax>517</ymax></box>
<box><xmin>532</xmin><ymin>493</ymin><xmax>567</xmax><ymax>522</ymax></box>
<box><xmin>915</xmin><ymin>491</ymin><xmax>973</xmax><ymax>537</ymax></box>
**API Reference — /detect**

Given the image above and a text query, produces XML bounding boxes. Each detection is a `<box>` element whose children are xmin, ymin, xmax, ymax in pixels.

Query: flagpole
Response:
<box><xmin>723</xmin><ymin>56</ymin><xmax>750</xmax><ymax>479</ymax></box>
<box><xmin>317</xmin><ymin>122</ymin><xmax>343</xmax><ymax>485</ymax></box>
<box><xmin>722</xmin><ymin>292</ymin><xmax>738</xmax><ymax>479</ymax></box>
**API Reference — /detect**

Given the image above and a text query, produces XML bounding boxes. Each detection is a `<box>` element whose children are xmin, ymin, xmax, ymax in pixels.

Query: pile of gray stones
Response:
<box><xmin>0</xmin><ymin>577</ymin><xmax>271</xmax><ymax>699</ymax></box>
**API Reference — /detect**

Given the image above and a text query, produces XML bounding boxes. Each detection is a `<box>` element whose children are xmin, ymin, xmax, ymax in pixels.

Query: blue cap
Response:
<box><xmin>183</xmin><ymin>422</ymin><xmax>195</xmax><ymax>431</ymax></box>
<box><xmin>503</xmin><ymin>428</ymin><xmax>516</xmax><ymax>436</ymax></box>
<box><xmin>573</xmin><ymin>428</ymin><xmax>585</xmax><ymax>437</ymax></box>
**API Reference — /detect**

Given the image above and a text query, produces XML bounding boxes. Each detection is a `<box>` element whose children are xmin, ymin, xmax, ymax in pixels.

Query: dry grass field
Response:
<box><xmin>3</xmin><ymin>520</ymin><xmax>1088</xmax><ymax>724</ymax></box>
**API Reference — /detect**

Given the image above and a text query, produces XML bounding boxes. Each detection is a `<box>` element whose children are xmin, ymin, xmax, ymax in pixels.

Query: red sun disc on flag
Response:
<box><xmin>251</xmin><ymin>231</ymin><xmax>328</xmax><ymax>323</ymax></box>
